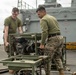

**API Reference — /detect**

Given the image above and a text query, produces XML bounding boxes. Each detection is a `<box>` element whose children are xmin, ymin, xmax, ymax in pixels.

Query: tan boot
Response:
<box><xmin>59</xmin><ymin>69</ymin><xmax>65</xmax><ymax>75</ymax></box>
<box><xmin>9</xmin><ymin>70</ymin><xmax>14</xmax><ymax>74</ymax></box>
<box><xmin>72</xmin><ymin>72</ymin><xmax>76</xmax><ymax>75</ymax></box>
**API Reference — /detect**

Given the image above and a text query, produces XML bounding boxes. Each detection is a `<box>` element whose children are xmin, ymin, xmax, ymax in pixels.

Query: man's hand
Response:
<box><xmin>4</xmin><ymin>42</ymin><xmax>9</xmax><ymax>47</ymax></box>
<box><xmin>40</xmin><ymin>44</ymin><xmax>45</xmax><ymax>49</ymax></box>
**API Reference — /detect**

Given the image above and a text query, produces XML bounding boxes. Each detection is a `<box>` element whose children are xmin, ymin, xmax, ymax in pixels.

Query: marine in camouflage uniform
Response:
<box><xmin>36</xmin><ymin>6</ymin><xmax>65</xmax><ymax>75</ymax></box>
<box><xmin>4</xmin><ymin>7</ymin><xmax>23</xmax><ymax>57</ymax></box>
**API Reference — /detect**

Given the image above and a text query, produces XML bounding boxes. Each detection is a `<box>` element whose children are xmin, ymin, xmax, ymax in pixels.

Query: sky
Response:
<box><xmin>0</xmin><ymin>0</ymin><xmax>71</xmax><ymax>44</ymax></box>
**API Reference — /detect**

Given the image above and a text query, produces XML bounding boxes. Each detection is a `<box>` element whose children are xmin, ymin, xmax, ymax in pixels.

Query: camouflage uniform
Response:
<box><xmin>39</xmin><ymin>14</ymin><xmax>64</xmax><ymax>75</ymax></box>
<box><xmin>4</xmin><ymin>36</ymin><xmax>16</xmax><ymax>57</ymax></box>
<box><xmin>44</xmin><ymin>35</ymin><xmax>64</xmax><ymax>75</ymax></box>
<box><xmin>4</xmin><ymin>16</ymin><xmax>22</xmax><ymax>57</ymax></box>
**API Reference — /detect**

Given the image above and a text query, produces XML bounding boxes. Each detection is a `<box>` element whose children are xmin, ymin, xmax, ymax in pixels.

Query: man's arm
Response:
<box><xmin>39</xmin><ymin>20</ymin><xmax>48</xmax><ymax>49</ymax></box>
<box><xmin>4</xmin><ymin>26</ymin><xmax>9</xmax><ymax>46</ymax></box>
<box><xmin>18</xmin><ymin>26</ymin><xmax>23</xmax><ymax>34</ymax></box>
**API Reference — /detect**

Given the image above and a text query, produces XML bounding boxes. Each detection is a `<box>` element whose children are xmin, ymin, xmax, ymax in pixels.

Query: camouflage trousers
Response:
<box><xmin>44</xmin><ymin>35</ymin><xmax>64</xmax><ymax>75</ymax></box>
<box><xmin>4</xmin><ymin>36</ymin><xmax>16</xmax><ymax>57</ymax></box>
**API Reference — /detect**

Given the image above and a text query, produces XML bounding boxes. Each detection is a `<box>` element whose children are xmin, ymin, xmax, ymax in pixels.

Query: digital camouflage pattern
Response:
<box><xmin>4</xmin><ymin>36</ymin><xmax>16</xmax><ymax>57</ymax></box>
<box><xmin>44</xmin><ymin>35</ymin><xmax>64</xmax><ymax>75</ymax></box>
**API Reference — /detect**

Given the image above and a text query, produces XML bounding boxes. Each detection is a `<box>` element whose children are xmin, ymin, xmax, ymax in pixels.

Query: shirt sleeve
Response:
<box><xmin>40</xmin><ymin>19</ymin><xmax>48</xmax><ymax>45</ymax></box>
<box><xmin>18</xmin><ymin>19</ymin><xmax>22</xmax><ymax>27</ymax></box>
<box><xmin>4</xmin><ymin>18</ymin><xmax>10</xmax><ymax>26</ymax></box>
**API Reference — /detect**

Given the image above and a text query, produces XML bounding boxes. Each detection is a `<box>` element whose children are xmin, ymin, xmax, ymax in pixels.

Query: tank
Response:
<box><xmin>18</xmin><ymin>0</ymin><xmax>76</xmax><ymax>50</ymax></box>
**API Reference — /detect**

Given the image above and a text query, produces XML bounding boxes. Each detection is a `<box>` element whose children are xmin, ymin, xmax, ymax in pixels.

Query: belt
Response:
<box><xmin>48</xmin><ymin>33</ymin><xmax>60</xmax><ymax>38</ymax></box>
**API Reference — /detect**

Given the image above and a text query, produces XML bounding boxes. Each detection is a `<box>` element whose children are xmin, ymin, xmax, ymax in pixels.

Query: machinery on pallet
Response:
<box><xmin>0</xmin><ymin>33</ymin><xmax>66</xmax><ymax>75</ymax></box>
<box><xmin>10</xmin><ymin>33</ymin><xmax>66</xmax><ymax>69</ymax></box>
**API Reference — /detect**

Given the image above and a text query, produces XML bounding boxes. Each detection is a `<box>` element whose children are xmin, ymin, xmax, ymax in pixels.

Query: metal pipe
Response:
<box><xmin>36</xmin><ymin>0</ymin><xmax>37</xmax><ymax>8</ymax></box>
<box><xmin>45</xmin><ymin>0</ymin><xmax>56</xmax><ymax>3</ymax></box>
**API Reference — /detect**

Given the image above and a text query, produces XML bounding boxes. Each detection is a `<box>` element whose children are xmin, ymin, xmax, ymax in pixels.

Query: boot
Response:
<box><xmin>9</xmin><ymin>70</ymin><xmax>14</xmax><ymax>74</ymax></box>
<box><xmin>59</xmin><ymin>69</ymin><xmax>65</xmax><ymax>75</ymax></box>
<box><xmin>72</xmin><ymin>72</ymin><xmax>76</xmax><ymax>75</ymax></box>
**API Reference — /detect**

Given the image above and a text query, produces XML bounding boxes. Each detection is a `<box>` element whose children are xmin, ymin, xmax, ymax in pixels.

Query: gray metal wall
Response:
<box><xmin>19</xmin><ymin>7</ymin><xmax>76</xmax><ymax>42</ymax></box>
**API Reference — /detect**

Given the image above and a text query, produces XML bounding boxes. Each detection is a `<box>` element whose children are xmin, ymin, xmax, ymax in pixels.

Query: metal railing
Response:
<box><xmin>17</xmin><ymin>0</ymin><xmax>35</xmax><ymax>9</ymax></box>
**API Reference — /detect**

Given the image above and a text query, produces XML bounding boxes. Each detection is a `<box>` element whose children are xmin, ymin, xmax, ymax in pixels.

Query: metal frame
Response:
<box><xmin>8</xmin><ymin>33</ymin><xmax>67</xmax><ymax>70</ymax></box>
<box><xmin>8</xmin><ymin>33</ymin><xmax>41</xmax><ymax>56</ymax></box>
<box><xmin>0</xmin><ymin>55</ymin><xmax>50</xmax><ymax>75</ymax></box>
